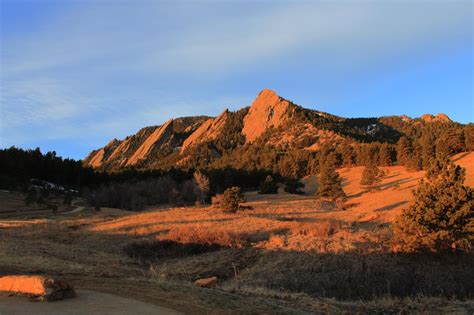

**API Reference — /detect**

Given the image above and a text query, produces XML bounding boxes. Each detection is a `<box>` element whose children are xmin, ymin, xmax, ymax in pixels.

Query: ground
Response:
<box><xmin>0</xmin><ymin>152</ymin><xmax>473</xmax><ymax>314</ymax></box>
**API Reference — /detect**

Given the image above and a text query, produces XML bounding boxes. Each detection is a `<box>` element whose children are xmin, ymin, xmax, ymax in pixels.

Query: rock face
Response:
<box><xmin>242</xmin><ymin>89</ymin><xmax>294</xmax><ymax>143</ymax></box>
<box><xmin>0</xmin><ymin>275</ymin><xmax>75</xmax><ymax>301</ymax></box>
<box><xmin>87</xmin><ymin>148</ymin><xmax>105</xmax><ymax>168</ymax></box>
<box><xmin>84</xmin><ymin>139</ymin><xmax>120</xmax><ymax>168</ymax></box>
<box><xmin>83</xmin><ymin>89</ymin><xmax>459</xmax><ymax>172</ymax></box>
<box><xmin>126</xmin><ymin>119</ymin><xmax>174</xmax><ymax>166</ymax></box>
<box><xmin>194</xmin><ymin>276</ymin><xmax>218</xmax><ymax>288</ymax></box>
<box><xmin>420</xmin><ymin>113</ymin><xmax>451</xmax><ymax>123</ymax></box>
<box><xmin>181</xmin><ymin>110</ymin><xmax>229</xmax><ymax>153</ymax></box>
<box><xmin>83</xmin><ymin>116</ymin><xmax>208</xmax><ymax>169</ymax></box>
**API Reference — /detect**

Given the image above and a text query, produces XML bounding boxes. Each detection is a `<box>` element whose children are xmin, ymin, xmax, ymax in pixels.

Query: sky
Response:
<box><xmin>1</xmin><ymin>0</ymin><xmax>473</xmax><ymax>160</ymax></box>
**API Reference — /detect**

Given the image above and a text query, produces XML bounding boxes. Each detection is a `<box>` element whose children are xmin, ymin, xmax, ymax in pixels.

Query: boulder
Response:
<box><xmin>0</xmin><ymin>275</ymin><xmax>75</xmax><ymax>301</ymax></box>
<box><xmin>194</xmin><ymin>276</ymin><xmax>218</xmax><ymax>288</ymax></box>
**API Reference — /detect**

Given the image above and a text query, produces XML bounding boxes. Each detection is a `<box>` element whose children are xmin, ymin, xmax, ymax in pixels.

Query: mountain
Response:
<box><xmin>84</xmin><ymin>89</ymin><xmax>463</xmax><ymax>172</ymax></box>
<box><xmin>84</xmin><ymin>116</ymin><xmax>209</xmax><ymax>169</ymax></box>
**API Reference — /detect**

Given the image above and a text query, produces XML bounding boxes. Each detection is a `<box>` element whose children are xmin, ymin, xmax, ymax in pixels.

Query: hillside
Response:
<box><xmin>2</xmin><ymin>152</ymin><xmax>473</xmax><ymax>313</ymax></box>
<box><xmin>84</xmin><ymin>89</ymin><xmax>470</xmax><ymax>173</ymax></box>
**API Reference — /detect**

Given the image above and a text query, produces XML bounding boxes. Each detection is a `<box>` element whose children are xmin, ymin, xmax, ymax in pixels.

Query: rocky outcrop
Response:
<box><xmin>242</xmin><ymin>89</ymin><xmax>295</xmax><ymax>143</ymax></box>
<box><xmin>0</xmin><ymin>275</ymin><xmax>75</xmax><ymax>301</ymax></box>
<box><xmin>86</xmin><ymin>148</ymin><xmax>105</xmax><ymax>168</ymax></box>
<box><xmin>83</xmin><ymin>139</ymin><xmax>120</xmax><ymax>168</ymax></box>
<box><xmin>126</xmin><ymin>119</ymin><xmax>174</xmax><ymax>166</ymax></box>
<box><xmin>420</xmin><ymin>113</ymin><xmax>451</xmax><ymax>123</ymax></box>
<box><xmin>194</xmin><ymin>276</ymin><xmax>217</xmax><ymax>288</ymax></box>
<box><xmin>181</xmin><ymin>110</ymin><xmax>229</xmax><ymax>153</ymax></box>
<box><xmin>84</xmin><ymin>116</ymin><xmax>208</xmax><ymax>169</ymax></box>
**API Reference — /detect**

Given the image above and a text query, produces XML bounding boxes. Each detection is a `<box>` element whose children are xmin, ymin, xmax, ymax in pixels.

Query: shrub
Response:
<box><xmin>393</xmin><ymin>159</ymin><xmax>474</xmax><ymax>252</ymax></box>
<box><xmin>259</xmin><ymin>175</ymin><xmax>278</xmax><ymax>194</ymax></box>
<box><xmin>284</xmin><ymin>179</ymin><xmax>305</xmax><ymax>194</ymax></box>
<box><xmin>216</xmin><ymin>186</ymin><xmax>245</xmax><ymax>213</ymax></box>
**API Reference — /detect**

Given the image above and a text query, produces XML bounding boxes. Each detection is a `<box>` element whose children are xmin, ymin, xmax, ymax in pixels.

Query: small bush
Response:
<box><xmin>218</xmin><ymin>187</ymin><xmax>245</xmax><ymax>213</ymax></box>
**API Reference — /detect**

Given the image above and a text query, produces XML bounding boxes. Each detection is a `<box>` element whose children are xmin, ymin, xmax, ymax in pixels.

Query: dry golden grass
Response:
<box><xmin>1</xmin><ymin>152</ymin><xmax>473</xmax><ymax>313</ymax></box>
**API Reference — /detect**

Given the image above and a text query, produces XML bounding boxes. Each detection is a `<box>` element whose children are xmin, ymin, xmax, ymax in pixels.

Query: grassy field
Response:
<box><xmin>0</xmin><ymin>152</ymin><xmax>473</xmax><ymax>313</ymax></box>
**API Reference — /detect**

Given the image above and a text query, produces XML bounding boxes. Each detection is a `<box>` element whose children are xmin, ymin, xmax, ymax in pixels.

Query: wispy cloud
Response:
<box><xmin>1</xmin><ymin>1</ymin><xmax>472</xmax><ymax>158</ymax></box>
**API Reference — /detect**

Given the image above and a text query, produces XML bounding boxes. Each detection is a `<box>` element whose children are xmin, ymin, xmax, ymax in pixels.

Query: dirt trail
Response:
<box><xmin>0</xmin><ymin>290</ymin><xmax>180</xmax><ymax>315</ymax></box>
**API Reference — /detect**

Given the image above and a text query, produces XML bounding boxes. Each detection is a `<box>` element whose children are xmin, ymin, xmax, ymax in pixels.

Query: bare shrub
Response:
<box><xmin>164</xmin><ymin>226</ymin><xmax>251</xmax><ymax>248</ymax></box>
<box><xmin>193</xmin><ymin>171</ymin><xmax>210</xmax><ymax>205</ymax></box>
<box><xmin>292</xmin><ymin>219</ymin><xmax>343</xmax><ymax>238</ymax></box>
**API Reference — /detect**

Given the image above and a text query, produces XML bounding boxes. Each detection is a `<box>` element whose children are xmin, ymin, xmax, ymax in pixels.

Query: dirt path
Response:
<box><xmin>0</xmin><ymin>290</ymin><xmax>180</xmax><ymax>315</ymax></box>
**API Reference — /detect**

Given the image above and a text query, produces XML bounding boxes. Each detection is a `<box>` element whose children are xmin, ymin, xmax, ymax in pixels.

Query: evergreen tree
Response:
<box><xmin>396</xmin><ymin>137</ymin><xmax>412</xmax><ymax>166</ymax></box>
<box><xmin>259</xmin><ymin>175</ymin><xmax>278</xmax><ymax>194</ymax></box>
<box><xmin>360</xmin><ymin>159</ymin><xmax>385</xmax><ymax>191</ymax></box>
<box><xmin>464</xmin><ymin>124</ymin><xmax>474</xmax><ymax>151</ymax></box>
<box><xmin>317</xmin><ymin>153</ymin><xmax>346</xmax><ymax>201</ymax></box>
<box><xmin>394</xmin><ymin>159</ymin><xmax>474</xmax><ymax>252</ymax></box>
<box><xmin>220</xmin><ymin>187</ymin><xmax>245</xmax><ymax>213</ymax></box>
<box><xmin>284</xmin><ymin>179</ymin><xmax>305</xmax><ymax>195</ymax></box>
<box><xmin>339</xmin><ymin>143</ymin><xmax>356</xmax><ymax>167</ymax></box>
<box><xmin>378</xmin><ymin>143</ymin><xmax>393</xmax><ymax>166</ymax></box>
<box><xmin>420</xmin><ymin>130</ymin><xmax>436</xmax><ymax>169</ymax></box>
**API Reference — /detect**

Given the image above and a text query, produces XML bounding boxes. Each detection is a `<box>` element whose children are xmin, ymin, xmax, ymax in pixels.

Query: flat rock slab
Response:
<box><xmin>0</xmin><ymin>275</ymin><xmax>75</xmax><ymax>301</ymax></box>
<box><xmin>0</xmin><ymin>289</ymin><xmax>180</xmax><ymax>315</ymax></box>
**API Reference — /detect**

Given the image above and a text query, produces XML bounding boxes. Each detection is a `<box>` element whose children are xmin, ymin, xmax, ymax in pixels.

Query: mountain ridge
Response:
<box><xmin>84</xmin><ymin>89</ymin><xmax>459</xmax><ymax>171</ymax></box>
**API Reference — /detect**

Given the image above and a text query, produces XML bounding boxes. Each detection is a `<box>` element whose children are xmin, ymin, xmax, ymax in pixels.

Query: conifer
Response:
<box><xmin>318</xmin><ymin>153</ymin><xmax>346</xmax><ymax>201</ymax></box>
<box><xmin>394</xmin><ymin>159</ymin><xmax>474</xmax><ymax>252</ymax></box>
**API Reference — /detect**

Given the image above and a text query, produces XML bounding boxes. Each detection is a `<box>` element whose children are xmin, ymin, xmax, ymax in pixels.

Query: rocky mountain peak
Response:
<box><xmin>242</xmin><ymin>89</ymin><xmax>294</xmax><ymax>143</ymax></box>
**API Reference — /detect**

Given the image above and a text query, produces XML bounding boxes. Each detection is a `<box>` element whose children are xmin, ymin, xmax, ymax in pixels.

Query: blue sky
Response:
<box><xmin>1</xmin><ymin>0</ymin><xmax>473</xmax><ymax>160</ymax></box>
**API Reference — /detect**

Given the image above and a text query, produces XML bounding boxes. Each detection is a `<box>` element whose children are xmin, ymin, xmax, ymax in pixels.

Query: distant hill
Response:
<box><xmin>84</xmin><ymin>89</ymin><xmax>472</xmax><ymax>173</ymax></box>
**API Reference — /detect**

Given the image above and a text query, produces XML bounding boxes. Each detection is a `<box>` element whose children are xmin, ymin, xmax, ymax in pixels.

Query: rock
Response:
<box><xmin>194</xmin><ymin>276</ymin><xmax>218</xmax><ymax>288</ymax></box>
<box><xmin>420</xmin><ymin>113</ymin><xmax>451</xmax><ymax>123</ymax></box>
<box><xmin>242</xmin><ymin>89</ymin><xmax>294</xmax><ymax>143</ymax></box>
<box><xmin>181</xmin><ymin>110</ymin><xmax>229</xmax><ymax>153</ymax></box>
<box><xmin>0</xmin><ymin>275</ymin><xmax>76</xmax><ymax>301</ymax></box>
<box><xmin>127</xmin><ymin>119</ymin><xmax>175</xmax><ymax>166</ymax></box>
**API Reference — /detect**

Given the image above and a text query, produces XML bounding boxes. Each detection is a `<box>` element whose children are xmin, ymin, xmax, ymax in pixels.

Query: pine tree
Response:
<box><xmin>420</xmin><ymin>130</ymin><xmax>436</xmax><ymax>169</ymax></box>
<box><xmin>339</xmin><ymin>143</ymin><xmax>356</xmax><ymax>167</ymax></box>
<box><xmin>360</xmin><ymin>158</ymin><xmax>385</xmax><ymax>191</ymax></box>
<box><xmin>220</xmin><ymin>187</ymin><xmax>245</xmax><ymax>213</ymax></box>
<box><xmin>318</xmin><ymin>153</ymin><xmax>346</xmax><ymax>201</ymax></box>
<box><xmin>284</xmin><ymin>179</ymin><xmax>305</xmax><ymax>195</ymax></box>
<box><xmin>396</xmin><ymin>136</ymin><xmax>412</xmax><ymax>166</ymax></box>
<box><xmin>394</xmin><ymin>159</ymin><xmax>474</xmax><ymax>252</ymax></box>
<box><xmin>378</xmin><ymin>143</ymin><xmax>393</xmax><ymax>166</ymax></box>
<box><xmin>259</xmin><ymin>175</ymin><xmax>278</xmax><ymax>194</ymax></box>
<box><xmin>464</xmin><ymin>124</ymin><xmax>474</xmax><ymax>151</ymax></box>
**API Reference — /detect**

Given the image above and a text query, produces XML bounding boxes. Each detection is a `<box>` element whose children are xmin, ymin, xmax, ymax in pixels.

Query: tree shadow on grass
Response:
<box><xmin>375</xmin><ymin>201</ymin><xmax>408</xmax><ymax>212</ymax></box>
